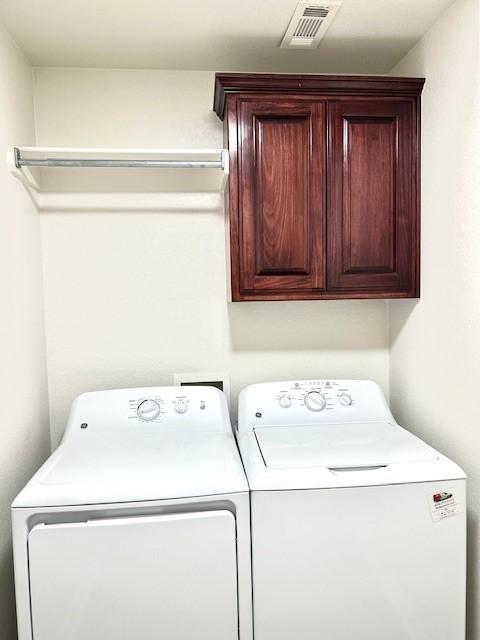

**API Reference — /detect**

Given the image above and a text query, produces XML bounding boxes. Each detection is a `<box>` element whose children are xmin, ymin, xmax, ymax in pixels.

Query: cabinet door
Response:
<box><xmin>327</xmin><ymin>100</ymin><xmax>418</xmax><ymax>296</ymax></box>
<box><xmin>235</xmin><ymin>99</ymin><xmax>325</xmax><ymax>299</ymax></box>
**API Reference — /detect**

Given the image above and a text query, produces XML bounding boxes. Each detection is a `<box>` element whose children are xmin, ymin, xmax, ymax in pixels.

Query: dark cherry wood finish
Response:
<box><xmin>214</xmin><ymin>73</ymin><xmax>425</xmax><ymax>120</ymax></box>
<box><xmin>328</xmin><ymin>99</ymin><xmax>417</xmax><ymax>295</ymax></box>
<box><xmin>215</xmin><ymin>74</ymin><xmax>424</xmax><ymax>301</ymax></box>
<box><xmin>238</xmin><ymin>99</ymin><xmax>325</xmax><ymax>295</ymax></box>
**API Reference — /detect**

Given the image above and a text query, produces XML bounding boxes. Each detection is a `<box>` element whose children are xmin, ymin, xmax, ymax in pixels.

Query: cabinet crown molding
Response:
<box><xmin>213</xmin><ymin>73</ymin><xmax>425</xmax><ymax>120</ymax></box>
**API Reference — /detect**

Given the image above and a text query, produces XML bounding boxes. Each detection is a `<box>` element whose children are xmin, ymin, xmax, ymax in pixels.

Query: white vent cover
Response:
<box><xmin>280</xmin><ymin>1</ymin><xmax>342</xmax><ymax>49</ymax></box>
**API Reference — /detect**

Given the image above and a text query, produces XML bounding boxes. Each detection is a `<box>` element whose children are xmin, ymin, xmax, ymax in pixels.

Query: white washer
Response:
<box><xmin>237</xmin><ymin>379</ymin><xmax>466</xmax><ymax>640</ymax></box>
<box><xmin>12</xmin><ymin>386</ymin><xmax>252</xmax><ymax>640</ymax></box>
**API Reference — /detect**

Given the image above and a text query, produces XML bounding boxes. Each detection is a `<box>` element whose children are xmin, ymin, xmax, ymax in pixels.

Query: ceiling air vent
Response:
<box><xmin>280</xmin><ymin>1</ymin><xmax>342</xmax><ymax>49</ymax></box>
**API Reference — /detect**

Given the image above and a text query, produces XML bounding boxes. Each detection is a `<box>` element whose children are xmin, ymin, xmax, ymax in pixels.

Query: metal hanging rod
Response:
<box><xmin>13</xmin><ymin>147</ymin><xmax>224</xmax><ymax>170</ymax></box>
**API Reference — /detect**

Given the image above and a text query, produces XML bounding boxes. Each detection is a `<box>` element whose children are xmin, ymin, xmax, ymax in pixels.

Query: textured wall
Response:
<box><xmin>0</xmin><ymin>23</ymin><xmax>50</xmax><ymax>639</ymax></box>
<box><xmin>33</xmin><ymin>67</ymin><xmax>390</xmax><ymax>445</ymax></box>
<box><xmin>389</xmin><ymin>0</ymin><xmax>480</xmax><ymax>637</ymax></box>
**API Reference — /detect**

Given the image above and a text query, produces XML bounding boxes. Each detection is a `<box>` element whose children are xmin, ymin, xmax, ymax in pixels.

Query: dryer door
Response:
<box><xmin>28</xmin><ymin>511</ymin><xmax>238</xmax><ymax>640</ymax></box>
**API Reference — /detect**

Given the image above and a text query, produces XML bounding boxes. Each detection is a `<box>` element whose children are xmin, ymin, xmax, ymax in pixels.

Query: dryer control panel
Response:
<box><xmin>63</xmin><ymin>385</ymin><xmax>231</xmax><ymax>439</ymax></box>
<box><xmin>237</xmin><ymin>379</ymin><xmax>393</xmax><ymax>432</ymax></box>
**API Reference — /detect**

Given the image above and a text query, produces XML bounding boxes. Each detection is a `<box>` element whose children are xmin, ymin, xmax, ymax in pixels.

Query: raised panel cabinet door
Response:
<box><xmin>235</xmin><ymin>99</ymin><xmax>325</xmax><ymax>299</ymax></box>
<box><xmin>327</xmin><ymin>100</ymin><xmax>419</xmax><ymax>296</ymax></box>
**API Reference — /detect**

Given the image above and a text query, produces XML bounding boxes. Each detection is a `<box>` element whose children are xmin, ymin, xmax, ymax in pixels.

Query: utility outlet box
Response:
<box><xmin>173</xmin><ymin>372</ymin><xmax>231</xmax><ymax>407</ymax></box>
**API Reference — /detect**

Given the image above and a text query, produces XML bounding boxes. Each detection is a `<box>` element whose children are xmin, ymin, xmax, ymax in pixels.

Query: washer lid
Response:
<box><xmin>254</xmin><ymin>422</ymin><xmax>439</xmax><ymax>470</ymax></box>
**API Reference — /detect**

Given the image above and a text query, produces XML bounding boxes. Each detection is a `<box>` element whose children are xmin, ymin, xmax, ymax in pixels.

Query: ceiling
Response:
<box><xmin>0</xmin><ymin>0</ymin><xmax>454</xmax><ymax>73</ymax></box>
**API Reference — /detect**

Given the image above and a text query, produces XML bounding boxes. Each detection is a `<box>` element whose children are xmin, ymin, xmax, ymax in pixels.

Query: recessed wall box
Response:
<box><xmin>173</xmin><ymin>372</ymin><xmax>231</xmax><ymax>407</ymax></box>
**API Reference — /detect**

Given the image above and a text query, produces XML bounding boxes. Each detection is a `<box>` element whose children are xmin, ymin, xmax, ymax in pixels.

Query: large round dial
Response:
<box><xmin>137</xmin><ymin>399</ymin><xmax>161</xmax><ymax>421</ymax></box>
<box><xmin>304</xmin><ymin>390</ymin><xmax>327</xmax><ymax>412</ymax></box>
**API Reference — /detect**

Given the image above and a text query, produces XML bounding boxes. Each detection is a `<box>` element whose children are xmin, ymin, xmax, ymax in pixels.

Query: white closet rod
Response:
<box><xmin>13</xmin><ymin>147</ymin><xmax>224</xmax><ymax>170</ymax></box>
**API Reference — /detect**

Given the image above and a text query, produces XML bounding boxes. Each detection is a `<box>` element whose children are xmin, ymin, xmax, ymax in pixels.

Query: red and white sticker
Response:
<box><xmin>429</xmin><ymin>489</ymin><xmax>459</xmax><ymax>522</ymax></box>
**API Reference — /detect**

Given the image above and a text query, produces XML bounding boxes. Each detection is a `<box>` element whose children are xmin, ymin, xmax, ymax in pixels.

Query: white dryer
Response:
<box><xmin>12</xmin><ymin>386</ymin><xmax>252</xmax><ymax>640</ymax></box>
<box><xmin>237</xmin><ymin>379</ymin><xmax>466</xmax><ymax>640</ymax></box>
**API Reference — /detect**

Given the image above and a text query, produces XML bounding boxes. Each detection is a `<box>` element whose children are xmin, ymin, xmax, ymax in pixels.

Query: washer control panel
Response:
<box><xmin>65</xmin><ymin>385</ymin><xmax>230</xmax><ymax>437</ymax></box>
<box><xmin>238</xmin><ymin>379</ymin><xmax>392</xmax><ymax>431</ymax></box>
<box><xmin>273</xmin><ymin>380</ymin><xmax>355</xmax><ymax>413</ymax></box>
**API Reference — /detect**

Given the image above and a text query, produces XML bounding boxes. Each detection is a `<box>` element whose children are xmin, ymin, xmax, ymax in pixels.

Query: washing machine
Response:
<box><xmin>12</xmin><ymin>386</ymin><xmax>252</xmax><ymax>640</ymax></box>
<box><xmin>237</xmin><ymin>379</ymin><xmax>466</xmax><ymax>640</ymax></box>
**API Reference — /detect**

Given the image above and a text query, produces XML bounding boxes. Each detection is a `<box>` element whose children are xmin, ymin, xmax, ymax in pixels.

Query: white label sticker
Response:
<box><xmin>429</xmin><ymin>489</ymin><xmax>459</xmax><ymax>522</ymax></box>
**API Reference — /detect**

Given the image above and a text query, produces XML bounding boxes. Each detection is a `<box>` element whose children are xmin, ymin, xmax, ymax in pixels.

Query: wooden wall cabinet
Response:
<box><xmin>214</xmin><ymin>74</ymin><xmax>424</xmax><ymax>301</ymax></box>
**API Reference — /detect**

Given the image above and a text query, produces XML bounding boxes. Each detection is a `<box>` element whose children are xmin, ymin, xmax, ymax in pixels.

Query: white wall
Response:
<box><xmin>0</xmin><ymin>23</ymin><xmax>50</xmax><ymax>639</ymax></box>
<box><xmin>33</xmin><ymin>67</ymin><xmax>390</xmax><ymax>445</ymax></box>
<box><xmin>1</xmin><ymin>3</ymin><xmax>477</xmax><ymax>636</ymax></box>
<box><xmin>389</xmin><ymin>0</ymin><xmax>480</xmax><ymax>637</ymax></box>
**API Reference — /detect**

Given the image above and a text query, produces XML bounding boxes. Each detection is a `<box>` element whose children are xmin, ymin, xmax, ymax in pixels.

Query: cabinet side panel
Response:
<box><xmin>225</xmin><ymin>97</ymin><xmax>241</xmax><ymax>301</ymax></box>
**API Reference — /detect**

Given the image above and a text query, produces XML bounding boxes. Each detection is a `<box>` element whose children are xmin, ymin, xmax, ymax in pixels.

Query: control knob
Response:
<box><xmin>278</xmin><ymin>394</ymin><xmax>292</xmax><ymax>409</ymax></box>
<box><xmin>338</xmin><ymin>393</ymin><xmax>353</xmax><ymax>407</ymax></box>
<box><xmin>137</xmin><ymin>399</ymin><xmax>161</xmax><ymax>421</ymax></box>
<box><xmin>304</xmin><ymin>391</ymin><xmax>327</xmax><ymax>412</ymax></box>
<box><xmin>174</xmin><ymin>399</ymin><xmax>188</xmax><ymax>414</ymax></box>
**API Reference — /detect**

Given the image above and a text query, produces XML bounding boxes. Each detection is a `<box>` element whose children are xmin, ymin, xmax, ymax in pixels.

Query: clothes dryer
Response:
<box><xmin>13</xmin><ymin>386</ymin><xmax>252</xmax><ymax>640</ymax></box>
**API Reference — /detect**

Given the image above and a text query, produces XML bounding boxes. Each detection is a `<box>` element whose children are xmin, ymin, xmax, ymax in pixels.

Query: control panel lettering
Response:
<box><xmin>275</xmin><ymin>381</ymin><xmax>355</xmax><ymax>411</ymax></box>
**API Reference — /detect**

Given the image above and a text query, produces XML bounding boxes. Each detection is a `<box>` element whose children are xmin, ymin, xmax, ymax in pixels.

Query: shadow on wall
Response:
<box><xmin>389</xmin><ymin>299</ymin><xmax>419</xmax><ymax>344</ymax></box>
<box><xmin>37</xmin><ymin>197</ymin><xmax>224</xmax><ymax>214</ymax></box>
<box><xmin>467</xmin><ymin>511</ymin><xmax>478</xmax><ymax>640</ymax></box>
<box><xmin>389</xmin><ymin>297</ymin><xmax>478</xmax><ymax>638</ymax></box>
<box><xmin>228</xmin><ymin>300</ymin><xmax>388</xmax><ymax>351</ymax></box>
<box><xmin>0</xmin><ymin>552</ymin><xmax>16</xmax><ymax>640</ymax></box>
